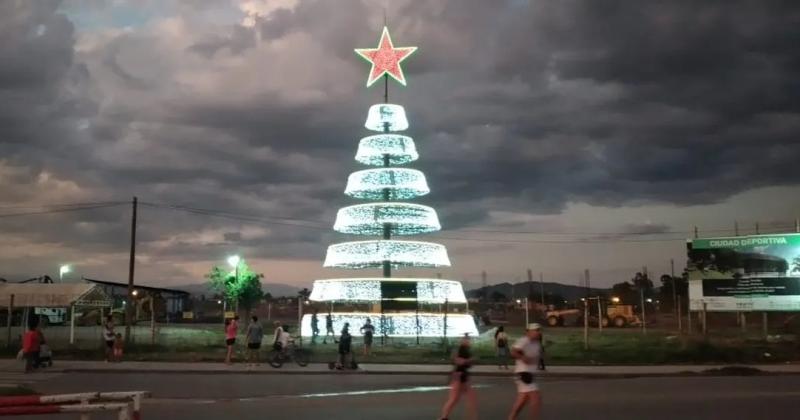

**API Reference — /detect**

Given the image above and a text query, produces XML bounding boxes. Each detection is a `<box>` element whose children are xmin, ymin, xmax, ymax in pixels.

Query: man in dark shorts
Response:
<box><xmin>103</xmin><ymin>315</ymin><xmax>115</xmax><ymax>362</ymax></box>
<box><xmin>359</xmin><ymin>318</ymin><xmax>375</xmax><ymax>356</ymax></box>
<box><xmin>245</xmin><ymin>315</ymin><xmax>263</xmax><ymax>366</ymax></box>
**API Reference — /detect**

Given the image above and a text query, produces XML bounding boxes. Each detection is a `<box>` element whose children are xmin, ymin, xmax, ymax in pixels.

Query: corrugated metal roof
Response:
<box><xmin>0</xmin><ymin>283</ymin><xmax>112</xmax><ymax>307</ymax></box>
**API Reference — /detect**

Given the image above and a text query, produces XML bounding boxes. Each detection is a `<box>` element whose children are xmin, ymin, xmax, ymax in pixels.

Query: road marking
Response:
<box><xmin>297</xmin><ymin>384</ymin><xmax>490</xmax><ymax>399</ymax></box>
<box><xmin>143</xmin><ymin>384</ymin><xmax>491</xmax><ymax>406</ymax></box>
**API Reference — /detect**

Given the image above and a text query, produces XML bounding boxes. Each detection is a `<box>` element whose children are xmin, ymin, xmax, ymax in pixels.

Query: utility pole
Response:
<box><xmin>539</xmin><ymin>272</ymin><xmax>545</xmax><ymax>306</ymax></box>
<box><xmin>640</xmin><ymin>287</ymin><xmax>647</xmax><ymax>335</ymax></box>
<box><xmin>527</xmin><ymin>268</ymin><xmax>533</xmax><ymax>300</ymax></box>
<box><xmin>584</xmin><ymin>269</ymin><xmax>591</xmax><ymax>298</ymax></box>
<box><xmin>734</xmin><ymin>220</ymin><xmax>739</xmax><ymax>236</ymax></box>
<box><xmin>583</xmin><ymin>299</ymin><xmax>589</xmax><ymax>350</ymax></box>
<box><xmin>125</xmin><ymin>196</ymin><xmax>138</xmax><ymax>343</ymax></box>
<box><xmin>755</xmin><ymin>222</ymin><xmax>760</xmax><ymax>235</ymax></box>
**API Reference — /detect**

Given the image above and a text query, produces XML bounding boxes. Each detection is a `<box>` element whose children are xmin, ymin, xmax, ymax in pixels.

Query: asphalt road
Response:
<box><xmin>19</xmin><ymin>372</ymin><xmax>800</xmax><ymax>419</ymax></box>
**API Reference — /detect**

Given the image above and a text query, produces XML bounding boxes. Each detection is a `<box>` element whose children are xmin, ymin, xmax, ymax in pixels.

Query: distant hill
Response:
<box><xmin>467</xmin><ymin>281</ymin><xmax>609</xmax><ymax>303</ymax></box>
<box><xmin>174</xmin><ymin>282</ymin><xmax>301</xmax><ymax>298</ymax></box>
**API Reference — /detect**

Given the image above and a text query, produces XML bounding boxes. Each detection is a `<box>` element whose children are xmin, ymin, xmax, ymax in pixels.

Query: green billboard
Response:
<box><xmin>687</xmin><ymin>233</ymin><xmax>800</xmax><ymax>311</ymax></box>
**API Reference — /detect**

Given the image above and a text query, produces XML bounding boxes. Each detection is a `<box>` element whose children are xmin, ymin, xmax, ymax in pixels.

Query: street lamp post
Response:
<box><xmin>59</xmin><ymin>265</ymin><xmax>71</xmax><ymax>283</ymax></box>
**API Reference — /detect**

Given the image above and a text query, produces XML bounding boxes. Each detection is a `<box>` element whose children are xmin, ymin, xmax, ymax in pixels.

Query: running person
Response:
<box><xmin>438</xmin><ymin>334</ymin><xmax>477</xmax><ymax>420</ymax></box>
<box><xmin>508</xmin><ymin>323</ymin><xmax>543</xmax><ymax>420</ymax></box>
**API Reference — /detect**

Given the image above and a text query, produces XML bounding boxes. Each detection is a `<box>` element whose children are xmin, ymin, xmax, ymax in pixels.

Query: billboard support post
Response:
<box><xmin>702</xmin><ymin>301</ymin><xmax>708</xmax><ymax>338</ymax></box>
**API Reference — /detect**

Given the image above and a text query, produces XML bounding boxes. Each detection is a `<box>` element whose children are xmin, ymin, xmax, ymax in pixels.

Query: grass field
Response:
<box><xmin>3</xmin><ymin>324</ymin><xmax>798</xmax><ymax>365</ymax></box>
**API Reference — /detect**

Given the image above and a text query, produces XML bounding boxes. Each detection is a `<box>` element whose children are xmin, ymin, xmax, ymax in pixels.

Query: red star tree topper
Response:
<box><xmin>355</xmin><ymin>26</ymin><xmax>418</xmax><ymax>87</ymax></box>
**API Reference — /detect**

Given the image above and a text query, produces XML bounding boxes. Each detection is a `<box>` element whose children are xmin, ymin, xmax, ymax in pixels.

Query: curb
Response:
<box><xmin>58</xmin><ymin>367</ymin><xmax>799</xmax><ymax>379</ymax></box>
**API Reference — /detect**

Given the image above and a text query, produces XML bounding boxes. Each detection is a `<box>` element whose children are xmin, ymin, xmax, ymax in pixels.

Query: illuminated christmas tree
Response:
<box><xmin>302</xmin><ymin>27</ymin><xmax>477</xmax><ymax>338</ymax></box>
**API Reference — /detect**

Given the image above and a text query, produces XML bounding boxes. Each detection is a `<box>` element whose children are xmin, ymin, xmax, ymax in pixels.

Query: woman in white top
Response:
<box><xmin>508</xmin><ymin>323</ymin><xmax>543</xmax><ymax>420</ymax></box>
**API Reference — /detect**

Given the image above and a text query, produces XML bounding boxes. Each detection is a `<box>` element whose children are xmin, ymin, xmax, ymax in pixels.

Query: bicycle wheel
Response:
<box><xmin>268</xmin><ymin>350</ymin><xmax>284</xmax><ymax>368</ymax></box>
<box><xmin>294</xmin><ymin>349</ymin><xmax>310</xmax><ymax>367</ymax></box>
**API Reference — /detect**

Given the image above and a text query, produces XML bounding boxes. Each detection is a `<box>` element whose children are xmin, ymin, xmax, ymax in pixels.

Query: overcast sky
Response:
<box><xmin>1</xmin><ymin>0</ymin><xmax>799</xmax><ymax>291</ymax></box>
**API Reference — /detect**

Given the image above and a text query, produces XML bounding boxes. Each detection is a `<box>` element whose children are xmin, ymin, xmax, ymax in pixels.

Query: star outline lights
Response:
<box><xmin>355</xmin><ymin>26</ymin><xmax>418</xmax><ymax>87</ymax></box>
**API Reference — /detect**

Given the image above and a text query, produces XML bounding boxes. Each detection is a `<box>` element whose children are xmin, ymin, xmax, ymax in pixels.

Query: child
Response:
<box><xmin>113</xmin><ymin>333</ymin><xmax>124</xmax><ymax>362</ymax></box>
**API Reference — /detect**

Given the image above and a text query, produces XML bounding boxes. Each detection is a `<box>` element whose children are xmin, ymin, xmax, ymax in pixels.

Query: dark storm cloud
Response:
<box><xmin>1</xmin><ymin>0</ymin><xmax>799</xmax><ymax>282</ymax></box>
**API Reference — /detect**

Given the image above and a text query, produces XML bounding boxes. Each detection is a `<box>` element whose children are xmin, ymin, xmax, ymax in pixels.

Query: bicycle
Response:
<box><xmin>268</xmin><ymin>341</ymin><xmax>310</xmax><ymax>368</ymax></box>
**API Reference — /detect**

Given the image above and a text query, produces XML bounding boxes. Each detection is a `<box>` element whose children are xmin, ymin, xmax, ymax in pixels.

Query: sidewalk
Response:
<box><xmin>3</xmin><ymin>359</ymin><xmax>800</xmax><ymax>377</ymax></box>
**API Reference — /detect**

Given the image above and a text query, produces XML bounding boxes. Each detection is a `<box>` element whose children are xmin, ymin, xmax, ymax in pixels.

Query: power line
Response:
<box><xmin>139</xmin><ymin>202</ymin><xmax>331</xmax><ymax>230</ymax></box>
<box><xmin>0</xmin><ymin>203</ymin><xmax>126</xmax><ymax>218</ymax></box>
<box><xmin>0</xmin><ymin>201</ymin><xmax>126</xmax><ymax>209</ymax></box>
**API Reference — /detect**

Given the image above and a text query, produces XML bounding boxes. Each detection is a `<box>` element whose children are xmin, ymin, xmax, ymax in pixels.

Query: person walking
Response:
<box><xmin>359</xmin><ymin>318</ymin><xmax>375</xmax><ymax>356</ymax></box>
<box><xmin>224</xmin><ymin>315</ymin><xmax>239</xmax><ymax>365</ymax></box>
<box><xmin>438</xmin><ymin>334</ymin><xmax>477</xmax><ymax>420</ymax></box>
<box><xmin>323</xmin><ymin>312</ymin><xmax>336</xmax><ymax>344</ymax></box>
<box><xmin>103</xmin><ymin>314</ymin><xmax>115</xmax><ymax>362</ymax></box>
<box><xmin>22</xmin><ymin>316</ymin><xmax>41</xmax><ymax>373</ymax></box>
<box><xmin>245</xmin><ymin>315</ymin><xmax>264</xmax><ymax>366</ymax></box>
<box><xmin>336</xmin><ymin>322</ymin><xmax>353</xmax><ymax>369</ymax></box>
<box><xmin>508</xmin><ymin>323</ymin><xmax>543</xmax><ymax>420</ymax></box>
<box><xmin>495</xmin><ymin>325</ymin><xmax>510</xmax><ymax>369</ymax></box>
<box><xmin>311</xmin><ymin>310</ymin><xmax>320</xmax><ymax>344</ymax></box>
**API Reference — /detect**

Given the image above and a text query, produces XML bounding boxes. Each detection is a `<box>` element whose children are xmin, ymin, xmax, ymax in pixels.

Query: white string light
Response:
<box><xmin>309</xmin><ymin>277</ymin><xmax>468</xmax><ymax>303</ymax></box>
<box><xmin>324</xmin><ymin>240</ymin><xmax>451</xmax><ymax>268</ymax></box>
<box><xmin>364</xmin><ymin>103</ymin><xmax>409</xmax><ymax>131</ymax></box>
<box><xmin>355</xmin><ymin>134</ymin><xmax>419</xmax><ymax>166</ymax></box>
<box><xmin>333</xmin><ymin>203</ymin><xmax>441</xmax><ymax>235</ymax></box>
<box><xmin>345</xmin><ymin>168</ymin><xmax>430</xmax><ymax>200</ymax></box>
<box><xmin>301</xmin><ymin>313</ymin><xmax>478</xmax><ymax>337</ymax></box>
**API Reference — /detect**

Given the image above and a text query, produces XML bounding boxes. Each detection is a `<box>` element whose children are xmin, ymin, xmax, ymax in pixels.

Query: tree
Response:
<box><xmin>206</xmin><ymin>260</ymin><xmax>264</xmax><ymax>315</ymax></box>
<box><xmin>611</xmin><ymin>281</ymin><xmax>638</xmax><ymax>305</ymax></box>
<box><xmin>490</xmin><ymin>290</ymin><xmax>507</xmax><ymax>303</ymax></box>
<box><xmin>659</xmin><ymin>274</ymin><xmax>689</xmax><ymax>313</ymax></box>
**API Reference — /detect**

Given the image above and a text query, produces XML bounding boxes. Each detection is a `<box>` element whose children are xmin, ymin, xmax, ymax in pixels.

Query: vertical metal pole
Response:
<box><xmin>762</xmin><ymin>312</ymin><xmax>768</xmax><ymax>339</ymax></box>
<box><xmin>443</xmin><ymin>298</ymin><xmax>449</xmax><ymax>353</ymax></box>
<box><xmin>702</xmin><ymin>301</ymin><xmax>708</xmax><ymax>338</ymax></box>
<box><xmin>694</xmin><ymin>226</ymin><xmax>699</xmax><ymax>239</ymax></box>
<box><xmin>298</xmin><ymin>297</ymin><xmax>303</xmax><ymax>347</ymax></box>
<box><xmin>70</xmin><ymin>304</ymin><xmax>76</xmax><ymax>345</ymax></box>
<box><xmin>671</xmin><ymin>259</ymin><xmax>678</xmax><ymax>329</ymax></box>
<box><xmin>539</xmin><ymin>272</ymin><xmax>545</xmax><ymax>306</ymax></box>
<box><xmin>677</xmin><ymin>299</ymin><xmax>682</xmax><ymax>333</ymax></box>
<box><xmin>6</xmin><ymin>294</ymin><xmax>13</xmax><ymax>348</ymax></box>
<box><xmin>524</xmin><ymin>298</ymin><xmax>529</xmax><ymax>326</ymax></box>
<box><xmin>755</xmin><ymin>222</ymin><xmax>760</xmax><ymax>235</ymax></box>
<box><xmin>688</xmin><ymin>309</ymin><xmax>693</xmax><ymax>334</ymax></box>
<box><xmin>583</xmin><ymin>300</ymin><xmax>589</xmax><ymax>350</ymax></box>
<box><xmin>597</xmin><ymin>298</ymin><xmax>603</xmax><ymax>333</ymax></box>
<box><xmin>734</xmin><ymin>220</ymin><xmax>739</xmax><ymax>236</ymax></box>
<box><xmin>267</xmin><ymin>303</ymin><xmax>271</xmax><ymax>321</ymax></box>
<box><xmin>150</xmin><ymin>297</ymin><xmax>155</xmax><ymax>345</ymax></box>
<box><xmin>740</xmin><ymin>312</ymin><xmax>746</xmax><ymax>334</ymax></box>
<box><xmin>640</xmin><ymin>288</ymin><xmax>647</xmax><ymax>335</ymax></box>
<box><xmin>795</xmin><ymin>218</ymin><xmax>799</xmax><ymax>233</ymax></box>
<box><xmin>125</xmin><ymin>196</ymin><xmax>138</xmax><ymax>343</ymax></box>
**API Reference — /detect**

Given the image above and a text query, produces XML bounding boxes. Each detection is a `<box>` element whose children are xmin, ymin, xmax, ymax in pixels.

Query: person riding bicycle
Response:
<box><xmin>272</xmin><ymin>321</ymin><xmax>288</xmax><ymax>354</ymax></box>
